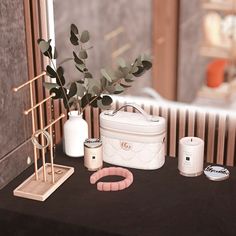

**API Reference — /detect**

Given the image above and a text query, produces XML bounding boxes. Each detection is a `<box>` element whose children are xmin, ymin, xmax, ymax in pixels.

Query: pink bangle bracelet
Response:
<box><xmin>90</xmin><ymin>167</ymin><xmax>133</xmax><ymax>191</ymax></box>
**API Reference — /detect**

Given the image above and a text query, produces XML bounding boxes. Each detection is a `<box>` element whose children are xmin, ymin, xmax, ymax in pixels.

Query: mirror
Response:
<box><xmin>53</xmin><ymin>0</ymin><xmax>152</xmax><ymax>98</ymax></box>
<box><xmin>178</xmin><ymin>0</ymin><xmax>236</xmax><ymax>111</ymax></box>
<box><xmin>49</xmin><ymin>0</ymin><xmax>236</xmax><ymax>111</ymax></box>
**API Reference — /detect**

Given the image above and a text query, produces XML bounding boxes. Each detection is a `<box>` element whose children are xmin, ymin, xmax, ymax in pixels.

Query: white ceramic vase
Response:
<box><xmin>63</xmin><ymin>111</ymin><xmax>88</xmax><ymax>157</ymax></box>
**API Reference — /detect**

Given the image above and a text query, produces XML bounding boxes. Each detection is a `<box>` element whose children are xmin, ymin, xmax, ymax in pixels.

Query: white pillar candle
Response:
<box><xmin>178</xmin><ymin>137</ymin><xmax>204</xmax><ymax>177</ymax></box>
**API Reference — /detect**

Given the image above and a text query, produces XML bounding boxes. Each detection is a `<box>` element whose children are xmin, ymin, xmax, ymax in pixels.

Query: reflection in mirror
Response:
<box><xmin>53</xmin><ymin>0</ymin><xmax>152</xmax><ymax>97</ymax></box>
<box><xmin>179</xmin><ymin>0</ymin><xmax>236</xmax><ymax>110</ymax></box>
<box><xmin>51</xmin><ymin>0</ymin><xmax>236</xmax><ymax>111</ymax></box>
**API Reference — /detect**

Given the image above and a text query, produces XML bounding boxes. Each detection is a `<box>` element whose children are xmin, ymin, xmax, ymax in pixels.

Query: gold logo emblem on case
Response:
<box><xmin>120</xmin><ymin>141</ymin><xmax>131</xmax><ymax>151</ymax></box>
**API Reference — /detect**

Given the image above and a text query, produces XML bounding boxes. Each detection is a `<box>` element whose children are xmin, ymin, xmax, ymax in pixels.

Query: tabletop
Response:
<box><xmin>0</xmin><ymin>145</ymin><xmax>236</xmax><ymax>236</ymax></box>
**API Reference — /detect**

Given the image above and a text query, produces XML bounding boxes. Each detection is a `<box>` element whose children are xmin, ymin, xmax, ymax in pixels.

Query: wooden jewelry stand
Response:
<box><xmin>13</xmin><ymin>72</ymin><xmax>74</xmax><ymax>201</ymax></box>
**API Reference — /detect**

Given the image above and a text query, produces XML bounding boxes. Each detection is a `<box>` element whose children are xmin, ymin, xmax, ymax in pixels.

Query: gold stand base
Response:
<box><xmin>13</xmin><ymin>163</ymin><xmax>74</xmax><ymax>201</ymax></box>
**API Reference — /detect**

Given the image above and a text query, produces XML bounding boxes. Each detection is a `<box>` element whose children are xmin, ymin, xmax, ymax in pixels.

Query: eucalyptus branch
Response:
<box><xmin>47</xmin><ymin>52</ymin><xmax>72</xmax><ymax>112</ymax></box>
<box><xmin>81</xmin><ymin>95</ymin><xmax>99</xmax><ymax>113</ymax></box>
<box><xmin>81</xmin><ymin>77</ymin><xmax>124</xmax><ymax>112</ymax></box>
<box><xmin>38</xmin><ymin>23</ymin><xmax>152</xmax><ymax>114</ymax></box>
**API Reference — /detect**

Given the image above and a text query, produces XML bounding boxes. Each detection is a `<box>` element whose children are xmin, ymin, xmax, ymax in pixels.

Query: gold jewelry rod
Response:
<box><xmin>49</xmin><ymin>125</ymin><xmax>55</xmax><ymax>183</ymax></box>
<box><xmin>104</xmin><ymin>26</ymin><xmax>124</xmax><ymax>41</ymax></box>
<box><xmin>13</xmin><ymin>72</ymin><xmax>46</xmax><ymax>92</ymax></box>
<box><xmin>24</xmin><ymin>93</ymin><xmax>55</xmax><ymax>115</ymax></box>
<box><xmin>43</xmin><ymin>114</ymin><xmax>65</xmax><ymax>132</ymax></box>
<box><xmin>30</xmin><ymin>82</ymin><xmax>38</xmax><ymax>180</ymax></box>
<box><xmin>39</xmin><ymin>104</ymin><xmax>47</xmax><ymax>182</ymax></box>
<box><xmin>112</xmin><ymin>43</ymin><xmax>131</xmax><ymax>58</ymax></box>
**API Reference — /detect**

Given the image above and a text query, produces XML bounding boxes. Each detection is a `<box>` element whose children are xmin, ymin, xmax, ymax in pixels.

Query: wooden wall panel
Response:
<box><xmin>152</xmin><ymin>0</ymin><xmax>179</xmax><ymax>100</ymax></box>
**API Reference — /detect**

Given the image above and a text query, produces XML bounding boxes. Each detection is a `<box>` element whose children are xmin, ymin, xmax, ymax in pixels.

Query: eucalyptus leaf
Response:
<box><xmin>86</xmin><ymin>79</ymin><xmax>101</xmax><ymax>95</ymax></box>
<box><xmin>119</xmin><ymin>67</ymin><xmax>129</xmax><ymax>76</ymax></box>
<box><xmin>102</xmin><ymin>95</ymin><xmax>113</xmax><ymax>106</ymax></box>
<box><xmin>46</xmin><ymin>65</ymin><xmax>57</xmax><ymax>78</ymax></box>
<box><xmin>57</xmin><ymin>76</ymin><xmax>65</xmax><ymax>86</ymax></box>
<box><xmin>142</xmin><ymin>61</ymin><xmax>152</xmax><ymax>70</ymax></box>
<box><xmin>71</xmin><ymin>24</ymin><xmax>79</xmax><ymax>34</ymax></box>
<box><xmin>92</xmin><ymin>86</ymin><xmax>100</xmax><ymax>95</ymax></box>
<box><xmin>114</xmin><ymin>69</ymin><xmax>124</xmax><ymax>79</ymax></box>
<box><xmin>114</xmin><ymin>84</ymin><xmax>124</xmax><ymax>94</ymax></box>
<box><xmin>37</xmin><ymin>38</ymin><xmax>44</xmax><ymax>44</ymax></box>
<box><xmin>76</xmin><ymin>63</ymin><xmax>86</xmax><ymax>72</ymax></box>
<box><xmin>125</xmin><ymin>73</ymin><xmax>134</xmax><ymax>80</ymax></box>
<box><xmin>44</xmin><ymin>44</ymin><xmax>52</xmax><ymax>58</ymax></box>
<box><xmin>132</xmin><ymin>66</ymin><xmax>145</xmax><ymax>77</ymax></box>
<box><xmin>68</xmin><ymin>82</ymin><xmax>77</xmax><ymax>98</ymax></box>
<box><xmin>130</xmin><ymin>65</ymin><xmax>139</xmax><ymax>74</ymax></box>
<box><xmin>135</xmin><ymin>56</ymin><xmax>143</xmax><ymax>67</ymax></box>
<box><xmin>90</xmin><ymin>98</ymin><xmax>98</xmax><ymax>108</ymax></box>
<box><xmin>81</xmin><ymin>93</ymin><xmax>92</xmax><ymax>108</ymax></box>
<box><xmin>76</xmin><ymin>80</ymin><xmax>84</xmax><ymax>84</ymax></box>
<box><xmin>50</xmin><ymin>87</ymin><xmax>63</xmax><ymax>99</ymax></box>
<box><xmin>38</xmin><ymin>40</ymin><xmax>50</xmax><ymax>53</ymax></box>
<box><xmin>79</xmin><ymin>49</ymin><xmax>88</xmax><ymax>59</ymax></box>
<box><xmin>120</xmin><ymin>83</ymin><xmax>131</xmax><ymax>88</ymax></box>
<box><xmin>101</xmin><ymin>69</ymin><xmax>113</xmax><ymax>82</ymax></box>
<box><xmin>73</xmin><ymin>51</ymin><xmax>84</xmax><ymax>64</ymax></box>
<box><xmin>84</xmin><ymin>72</ymin><xmax>93</xmax><ymax>78</ymax></box>
<box><xmin>105</xmin><ymin>85</ymin><xmax>115</xmax><ymax>94</ymax></box>
<box><xmin>56</xmin><ymin>67</ymin><xmax>65</xmax><ymax>86</ymax></box>
<box><xmin>101</xmin><ymin>77</ymin><xmax>107</xmax><ymax>89</ymax></box>
<box><xmin>57</xmin><ymin>66</ymin><xmax>64</xmax><ymax>77</ymax></box>
<box><xmin>80</xmin><ymin>30</ymin><xmax>90</xmax><ymax>43</ymax></box>
<box><xmin>70</xmin><ymin>32</ymin><xmax>79</xmax><ymax>46</ymax></box>
<box><xmin>97</xmin><ymin>99</ymin><xmax>111</xmax><ymax>110</ymax></box>
<box><xmin>125</xmin><ymin>78</ymin><xmax>134</xmax><ymax>83</ymax></box>
<box><xmin>76</xmin><ymin>83</ymin><xmax>86</xmax><ymax>97</ymax></box>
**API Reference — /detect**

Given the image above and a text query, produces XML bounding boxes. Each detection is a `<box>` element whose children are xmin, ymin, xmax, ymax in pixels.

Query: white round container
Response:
<box><xmin>63</xmin><ymin>111</ymin><xmax>88</xmax><ymax>157</ymax></box>
<box><xmin>84</xmin><ymin>138</ymin><xmax>103</xmax><ymax>171</ymax></box>
<box><xmin>178</xmin><ymin>137</ymin><xmax>204</xmax><ymax>177</ymax></box>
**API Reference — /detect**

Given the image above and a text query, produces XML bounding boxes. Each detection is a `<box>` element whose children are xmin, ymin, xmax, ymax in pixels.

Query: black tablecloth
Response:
<box><xmin>1</xmin><ymin>146</ymin><xmax>236</xmax><ymax>236</ymax></box>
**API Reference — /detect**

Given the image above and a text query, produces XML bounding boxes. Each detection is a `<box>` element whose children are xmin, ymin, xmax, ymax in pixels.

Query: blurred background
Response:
<box><xmin>53</xmin><ymin>0</ymin><xmax>236</xmax><ymax>110</ymax></box>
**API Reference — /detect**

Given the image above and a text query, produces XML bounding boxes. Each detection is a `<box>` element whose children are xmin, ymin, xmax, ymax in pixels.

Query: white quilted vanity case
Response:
<box><xmin>100</xmin><ymin>104</ymin><xmax>166</xmax><ymax>170</ymax></box>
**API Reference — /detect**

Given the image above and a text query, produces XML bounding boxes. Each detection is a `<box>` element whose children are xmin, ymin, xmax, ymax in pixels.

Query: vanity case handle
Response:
<box><xmin>105</xmin><ymin>103</ymin><xmax>159</xmax><ymax>122</ymax></box>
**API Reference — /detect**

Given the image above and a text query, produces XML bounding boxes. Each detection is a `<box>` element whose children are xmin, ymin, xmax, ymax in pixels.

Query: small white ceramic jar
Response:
<box><xmin>178</xmin><ymin>137</ymin><xmax>204</xmax><ymax>177</ymax></box>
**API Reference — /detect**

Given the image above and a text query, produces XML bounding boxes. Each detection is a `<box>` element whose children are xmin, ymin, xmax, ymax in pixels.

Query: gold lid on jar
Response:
<box><xmin>84</xmin><ymin>138</ymin><xmax>102</xmax><ymax>148</ymax></box>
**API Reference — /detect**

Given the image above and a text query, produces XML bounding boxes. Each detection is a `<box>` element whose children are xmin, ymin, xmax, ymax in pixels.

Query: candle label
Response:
<box><xmin>204</xmin><ymin>165</ymin><xmax>230</xmax><ymax>181</ymax></box>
